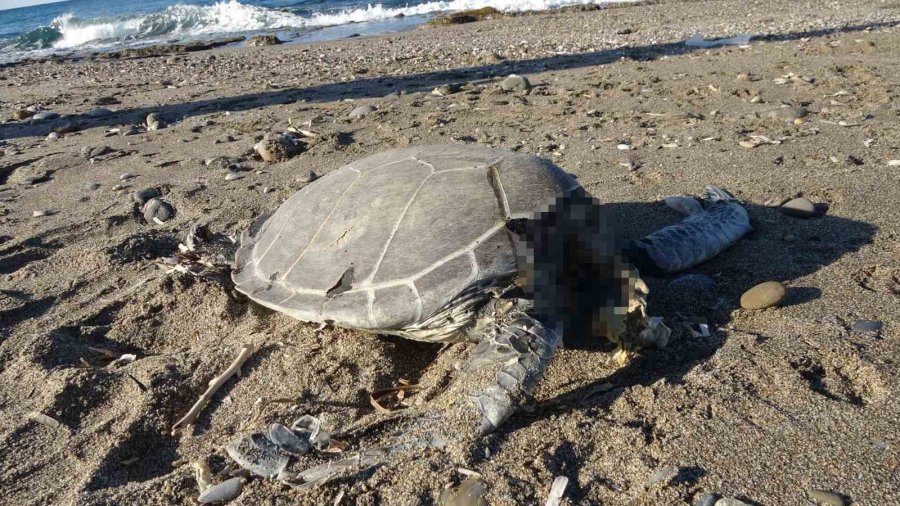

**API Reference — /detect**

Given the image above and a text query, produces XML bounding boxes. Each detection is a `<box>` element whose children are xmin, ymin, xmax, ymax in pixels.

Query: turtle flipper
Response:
<box><xmin>628</xmin><ymin>186</ymin><xmax>751</xmax><ymax>274</ymax></box>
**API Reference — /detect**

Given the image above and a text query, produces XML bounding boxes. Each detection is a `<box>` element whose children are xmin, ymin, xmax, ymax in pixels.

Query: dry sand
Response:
<box><xmin>1</xmin><ymin>0</ymin><xmax>898</xmax><ymax>504</ymax></box>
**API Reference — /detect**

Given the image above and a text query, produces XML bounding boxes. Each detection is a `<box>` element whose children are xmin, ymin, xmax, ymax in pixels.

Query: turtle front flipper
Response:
<box><xmin>627</xmin><ymin>186</ymin><xmax>752</xmax><ymax>275</ymax></box>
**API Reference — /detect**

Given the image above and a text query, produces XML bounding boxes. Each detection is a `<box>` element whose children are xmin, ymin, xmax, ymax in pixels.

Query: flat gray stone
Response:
<box><xmin>779</xmin><ymin>197</ymin><xmax>817</xmax><ymax>218</ymax></box>
<box><xmin>500</xmin><ymin>74</ymin><xmax>531</xmax><ymax>92</ymax></box>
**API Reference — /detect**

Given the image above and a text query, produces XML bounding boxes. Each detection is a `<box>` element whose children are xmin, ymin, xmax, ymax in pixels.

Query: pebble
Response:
<box><xmin>82</xmin><ymin>145</ymin><xmax>112</xmax><ymax>159</ymax></box>
<box><xmin>808</xmin><ymin>489</ymin><xmax>846</xmax><ymax>506</ymax></box>
<box><xmin>649</xmin><ymin>465</ymin><xmax>678</xmax><ymax>485</ymax></box>
<box><xmin>32</xmin><ymin>111</ymin><xmax>59</xmax><ymax>121</ymax></box>
<box><xmin>433</xmin><ymin>83</ymin><xmax>462</xmax><ymax>96</ymax></box>
<box><xmin>46</xmin><ymin>132</ymin><xmax>60</xmax><ymax>140</ymax></box>
<box><xmin>851</xmin><ymin>319</ymin><xmax>882</xmax><ymax>334</ymax></box>
<box><xmin>296</xmin><ymin>170</ymin><xmax>317</xmax><ymax>183</ymax></box>
<box><xmin>82</xmin><ymin>182</ymin><xmax>101</xmax><ymax>191</ymax></box>
<box><xmin>439</xmin><ymin>477</ymin><xmax>489</xmax><ymax>506</ymax></box>
<box><xmin>197</xmin><ymin>478</ymin><xmax>243</xmax><ymax>503</ymax></box>
<box><xmin>120</xmin><ymin>173</ymin><xmax>138</xmax><ymax>180</ymax></box>
<box><xmin>33</xmin><ymin>209</ymin><xmax>57</xmax><ymax>217</ymax></box>
<box><xmin>13</xmin><ymin>110</ymin><xmax>34</xmax><ymax>120</ymax></box>
<box><xmin>142</xmin><ymin>198</ymin><xmax>175</xmax><ymax>224</ymax></box>
<box><xmin>500</xmin><ymin>74</ymin><xmax>531</xmax><ymax>92</ymax></box>
<box><xmin>256</xmin><ymin>133</ymin><xmax>304</xmax><ymax>162</ymax></box>
<box><xmin>779</xmin><ymin>197</ymin><xmax>817</xmax><ymax>218</ymax></box>
<box><xmin>225</xmin><ymin>171</ymin><xmax>243</xmax><ymax>181</ymax></box>
<box><xmin>348</xmin><ymin>105</ymin><xmax>378</xmax><ymax>119</ymax></box>
<box><xmin>740</xmin><ymin>281</ymin><xmax>786</xmax><ymax>310</ymax></box>
<box><xmin>132</xmin><ymin>188</ymin><xmax>161</xmax><ymax>205</ymax></box>
<box><xmin>714</xmin><ymin>499</ymin><xmax>751</xmax><ymax>506</ymax></box>
<box><xmin>111</xmin><ymin>184</ymin><xmax>129</xmax><ymax>191</ymax></box>
<box><xmin>695</xmin><ymin>493</ymin><xmax>719</xmax><ymax>506</ymax></box>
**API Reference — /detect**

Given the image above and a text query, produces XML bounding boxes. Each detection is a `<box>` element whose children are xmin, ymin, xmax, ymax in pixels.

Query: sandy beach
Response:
<box><xmin>1</xmin><ymin>0</ymin><xmax>899</xmax><ymax>504</ymax></box>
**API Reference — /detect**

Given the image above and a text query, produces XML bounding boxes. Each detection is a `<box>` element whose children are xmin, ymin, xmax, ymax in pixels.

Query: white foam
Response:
<box><xmin>48</xmin><ymin>0</ymin><xmax>638</xmax><ymax>50</ymax></box>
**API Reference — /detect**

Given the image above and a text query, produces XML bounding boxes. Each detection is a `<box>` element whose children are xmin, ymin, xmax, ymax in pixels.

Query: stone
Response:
<box><xmin>740</xmin><ymin>281</ymin><xmax>786</xmax><ymax>310</ymax></box>
<box><xmin>348</xmin><ymin>105</ymin><xmax>378</xmax><ymax>119</ymax></box>
<box><xmin>142</xmin><ymin>198</ymin><xmax>175</xmax><ymax>224</ymax></box>
<box><xmin>500</xmin><ymin>74</ymin><xmax>531</xmax><ymax>92</ymax></box>
<box><xmin>851</xmin><ymin>319</ymin><xmax>882</xmax><ymax>334</ymax></box>
<box><xmin>649</xmin><ymin>465</ymin><xmax>678</xmax><ymax>485</ymax></box>
<box><xmin>808</xmin><ymin>489</ymin><xmax>846</xmax><ymax>506</ymax></box>
<box><xmin>439</xmin><ymin>477</ymin><xmax>489</xmax><ymax>506</ymax></box>
<box><xmin>146</xmin><ymin>113</ymin><xmax>165</xmax><ymax>130</ymax></box>
<box><xmin>247</xmin><ymin>34</ymin><xmax>282</xmax><ymax>46</ymax></box>
<box><xmin>13</xmin><ymin>110</ymin><xmax>34</xmax><ymax>121</ymax></box>
<box><xmin>205</xmin><ymin>157</ymin><xmax>238</xmax><ymax>171</ymax></box>
<box><xmin>715</xmin><ymin>499</ymin><xmax>751</xmax><ymax>506</ymax></box>
<box><xmin>82</xmin><ymin>145</ymin><xmax>113</xmax><ymax>159</ymax></box>
<box><xmin>255</xmin><ymin>133</ymin><xmax>304</xmax><ymax>162</ymax></box>
<box><xmin>120</xmin><ymin>172</ymin><xmax>138</xmax><ymax>180</ymax></box>
<box><xmin>225</xmin><ymin>171</ymin><xmax>243</xmax><ymax>181</ymax></box>
<box><xmin>779</xmin><ymin>197</ymin><xmax>817</xmax><ymax>218</ymax></box>
<box><xmin>132</xmin><ymin>188</ymin><xmax>161</xmax><ymax>205</ymax></box>
<box><xmin>47</xmin><ymin>132</ymin><xmax>60</xmax><ymax>140</ymax></box>
<box><xmin>695</xmin><ymin>494</ymin><xmax>719</xmax><ymax>506</ymax></box>
<box><xmin>32</xmin><ymin>111</ymin><xmax>59</xmax><ymax>121</ymax></box>
<box><xmin>433</xmin><ymin>84</ymin><xmax>462</xmax><ymax>96</ymax></box>
<box><xmin>82</xmin><ymin>182</ymin><xmax>101</xmax><ymax>191</ymax></box>
<box><xmin>32</xmin><ymin>209</ymin><xmax>57</xmax><ymax>217</ymax></box>
<box><xmin>197</xmin><ymin>477</ymin><xmax>243</xmax><ymax>503</ymax></box>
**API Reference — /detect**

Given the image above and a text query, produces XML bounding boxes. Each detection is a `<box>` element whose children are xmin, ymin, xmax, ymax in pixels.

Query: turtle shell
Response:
<box><xmin>232</xmin><ymin>145</ymin><xmax>578</xmax><ymax>331</ymax></box>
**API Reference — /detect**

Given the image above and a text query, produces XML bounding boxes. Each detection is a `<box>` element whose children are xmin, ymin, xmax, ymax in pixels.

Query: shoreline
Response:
<box><xmin>1</xmin><ymin>0</ymin><xmax>898</xmax><ymax>504</ymax></box>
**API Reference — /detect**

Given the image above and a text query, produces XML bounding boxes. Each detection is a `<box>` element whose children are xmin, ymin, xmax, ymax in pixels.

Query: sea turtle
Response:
<box><xmin>230</xmin><ymin>144</ymin><xmax>750</xmax><ymax>484</ymax></box>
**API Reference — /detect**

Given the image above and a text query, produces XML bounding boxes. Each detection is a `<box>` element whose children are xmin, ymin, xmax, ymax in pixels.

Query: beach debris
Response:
<box><xmin>695</xmin><ymin>493</ymin><xmax>720</xmax><ymax>506</ymax></box>
<box><xmin>740</xmin><ymin>281</ymin><xmax>786</xmax><ymax>310</ymax></box>
<box><xmin>348</xmin><ymin>105</ymin><xmax>378</xmax><ymax>119</ymax></box>
<box><xmin>83</xmin><ymin>182</ymin><xmax>101</xmax><ymax>191</ymax></box>
<box><xmin>779</xmin><ymin>197</ymin><xmax>817</xmax><ymax>218</ymax></box>
<box><xmin>172</xmin><ymin>344</ymin><xmax>254</xmax><ymax>435</ymax></box>
<box><xmin>851</xmin><ymin>319</ymin><xmax>882</xmax><ymax>335</ymax></box>
<box><xmin>193</xmin><ymin>461</ymin><xmax>214</xmax><ymax>492</ymax></box>
<box><xmin>500</xmin><ymin>74</ymin><xmax>531</xmax><ymax>92</ymax></box>
<box><xmin>807</xmin><ymin>489</ymin><xmax>847</xmax><ymax>506</ymax></box>
<box><xmin>132</xmin><ymin>187</ymin><xmax>161</xmax><ymax>205</ymax></box>
<box><xmin>255</xmin><ymin>133</ymin><xmax>304</xmax><ymax>162</ymax></box>
<box><xmin>685</xmin><ymin>33</ymin><xmax>750</xmax><ymax>48</ymax></box>
<box><xmin>369</xmin><ymin>380</ymin><xmax>420</xmax><ymax>413</ymax></box>
<box><xmin>739</xmin><ymin>134</ymin><xmax>782</xmax><ymax>148</ymax></box>
<box><xmin>32</xmin><ymin>209</ymin><xmax>57</xmax><ymax>218</ymax></box>
<box><xmin>433</xmin><ymin>83</ymin><xmax>462</xmax><ymax>96</ymax></box>
<box><xmin>226</xmin><ymin>433</ymin><xmax>289</xmax><ymax>478</ymax></box>
<box><xmin>142</xmin><ymin>198</ymin><xmax>176</xmax><ymax>224</ymax></box>
<box><xmin>545</xmin><ymin>476</ymin><xmax>568</xmax><ymax>506</ymax></box>
<box><xmin>198</xmin><ymin>477</ymin><xmax>243</xmax><ymax>503</ymax></box>
<box><xmin>247</xmin><ymin>34</ymin><xmax>282</xmax><ymax>46</ymax></box>
<box><xmin>267</xmin><ymin>423</ymin><xmax>312</xmax><ymax>456</ymax></box>
<box><xmin>439</xmin><ymin>477</ymin><xmax>489</xmax><ymax>506</ymax></box>
<box><xmin>27</xmin><ymin>411</ymin><xmax>68</xmax><ymax>432</ymax></box>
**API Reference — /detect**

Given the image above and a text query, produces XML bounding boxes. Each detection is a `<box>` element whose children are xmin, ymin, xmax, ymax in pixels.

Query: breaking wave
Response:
<box><xmin>7</xmin><ymin>0</ymin><xmax>634</xmax><ymax>52</ymax></box>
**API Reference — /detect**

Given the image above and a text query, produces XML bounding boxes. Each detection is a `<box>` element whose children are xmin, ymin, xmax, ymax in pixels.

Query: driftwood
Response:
<box><xmin>172</xmin><ymin>344</ymin><xmax>253</xmax><ymax>435</ymax></box>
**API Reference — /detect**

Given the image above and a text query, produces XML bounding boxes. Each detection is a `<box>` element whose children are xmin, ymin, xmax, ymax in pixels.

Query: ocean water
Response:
<box><xmin>0</xmin><ymin>0</ymin><xmax>634</xmax><ymax>63</ymax></box>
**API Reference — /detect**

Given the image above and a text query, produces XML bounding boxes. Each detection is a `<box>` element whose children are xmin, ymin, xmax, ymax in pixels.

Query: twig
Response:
<box><xmin>172</xmin><ymin>344</ymin><xmax>253</xmax><ymax>436</ymax></box>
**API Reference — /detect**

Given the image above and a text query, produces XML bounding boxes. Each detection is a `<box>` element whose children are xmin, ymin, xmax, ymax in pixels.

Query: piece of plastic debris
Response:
<box><xmin>545</xmin><ymin>476</ymin><xmax>569</xmax><ymax>506</ymax></box>
<box><xmin>685</xmin><ymin>33</ymin><xmax>751</xmax><ymax>48</ymax></box>
<box><xmin>267</xmin><ymin>423</ymin><xmax>311</xmax><ymax>456</ymax></box>
<box><xmin>225</xmin><ymin>434</ymin><xmax>289</xmax><ymax>478</ymax></box>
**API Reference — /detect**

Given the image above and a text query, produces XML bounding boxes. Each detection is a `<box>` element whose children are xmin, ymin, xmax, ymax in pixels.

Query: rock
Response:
<box><xmin>255</xmin><ymin>133</ymin><xmax>304</xmax><ymax>162</ymax></box>
<box><xmin>429</xmin><ymin>7</ymin><xmax>499</xmax><ymax>25</ymax></box>
<box><xmin>32</xmin><ymin>209</ymin><xmax>57</xmax><ymax>217</ymax></box>
<box><xmin>808</xmin><ymin>489</ymin><xmax>846</xmax><ymax>506</ymax></box>
<box><xmin>348</xmin><ymin>105</ymin><xmax>378</xmax><ymax>119</ymax></box>
<box><xmin>649</xmin><ymin>465</ymin><xmax>678</xmax><ymax>485</ymax></box>
<box><xmin>439</xmin><ymin>477</ymin><xmax>489</xmax><ymax>506</ymax></box>
<box><xmin>85</xmin><ymin>108</ymin><xmax>113</xmax><ymax>118</ymax></box>
<box><xmin>120</xmin><ymin>172</ymin><xmax>138</xmax><ymax>180</ymax></box>
<box><xmin>714</xmin><ymin>499</ymin><xmax>751</xmax><ymax>506</ymax></box>
<box><xmin>205</xmin><ymin>157</ymin><xmax>238</xmax><ymax>171</ymax></box>
<box><xmin>225</xmin><ymin>171</ymin><xmax>243</xmax><ymax>181</ymax></box>
<box><xmin>695</xmin><ymin>493</ymin><xmax>719</xmax><ymax>506</ymax></box>
<box><xmin>740</xmin><ymin>281</ymin><xmax>786</xmax><ymax>310</ymax></box>
<box><xmin>779</xmin><ymin>197</ymin><xmax>817</xmax><ymax>218</ymax></box>
<box><xmin>500</xmin><ymin>74</ymin><xmax>531</xmax><ymax>92</ymax></box>
<box><xmin>82</xmin><ymin>145</ymin><xmax>113</xmax><ymax>159</ymax></box>
<box><xmin>851</xmin><ymin>319</ymin><xmax>882</xmax><ymax>335</ymax></box>
<box><xmin>247</xmin><ymin>34</ymin><xmax>282</xmax><ymax>46</ymax></box>
<box><xmin>146</xmin><ymin>113</ymin><xmax>165</xmax><ymax>130</ymax></box>
<box><xmin>225</xmin><ymin>434</ymin><xmax>289</xmax><ymax>478</ymax></box>
<box><xmin>47</xmin><ymin>132</ymin><xmax>60</xmax><ymax>140</ymax></box>
<box><xmin>296</xmin><ymin>170</ymin><xmax>317</xmax><ymax>183</ymax></box>
<box><xmin>197</xmin><ymin>477</ymin><xmax>243</xmax><ymax>503</ymax></box>
<box><xmin>32</xmin><ymin>111</ymin><xmax>59</xmax><ymax>121</ymax></box>
<box><xmin>13</xmin><ymin>110</ymin><xmax>34</xmax><ymax>121</ymax></box>
<box><xmin>82</xmin><ymin>182</ymin><xmax>101</xmax><ymax>191</ymax></box>
<box><xmin>132</xmin><ymin>188</ymin><xmax>161</xmax><ymax>205</ymax></box>
<box><xmin>142</xmin><ymin>198</ymin><xmax>175</xmax><ymax>224</ymax></box>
